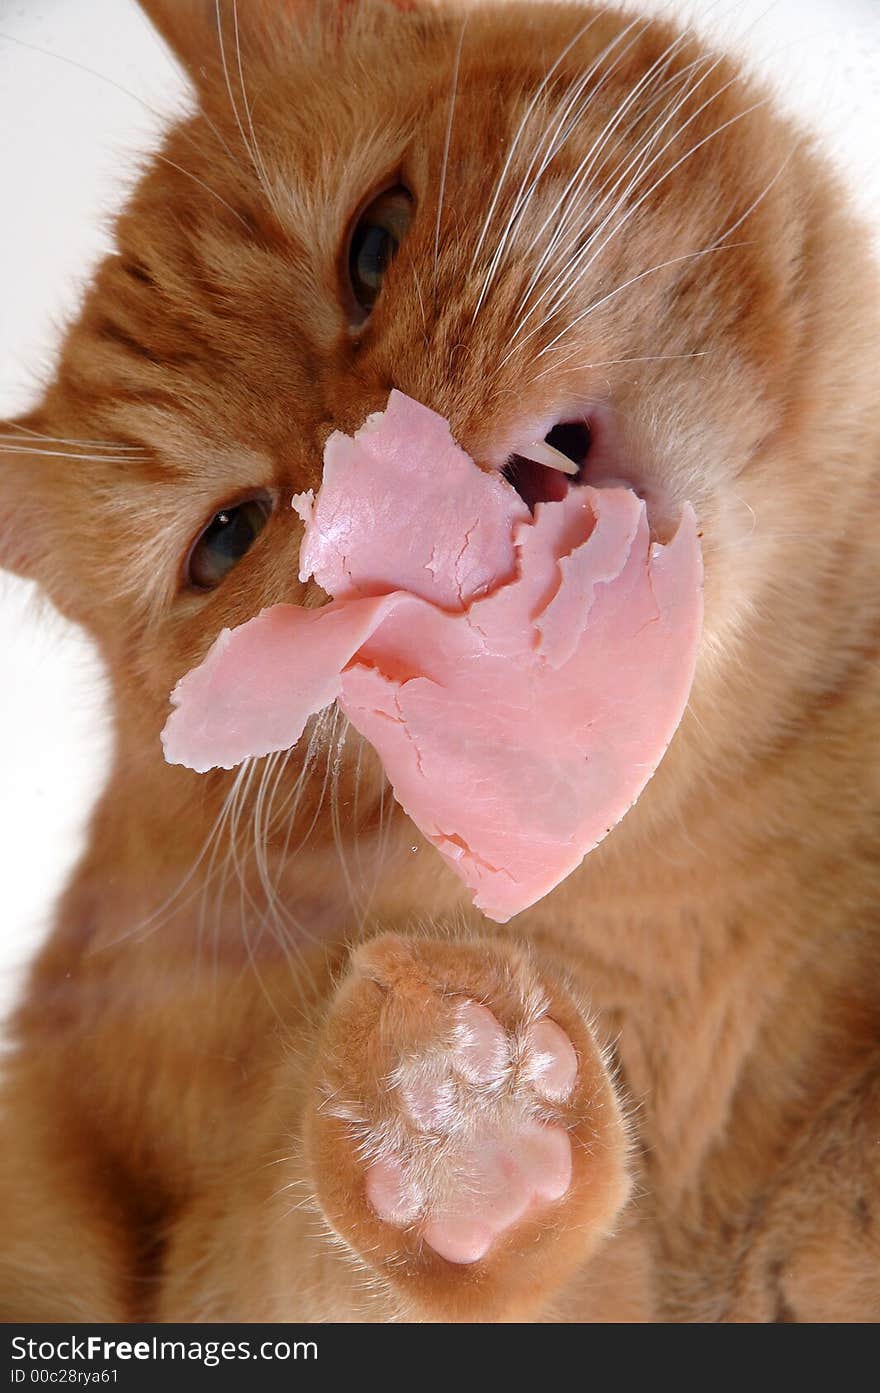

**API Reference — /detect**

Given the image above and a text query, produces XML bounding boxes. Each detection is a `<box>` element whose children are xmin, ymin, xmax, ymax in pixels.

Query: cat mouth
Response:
<box><xmin>503</xmin><ymin>421</ymin><xmax>587</xmax><ymax>513</ymax></box>
<box><xmin>503</xmin><ymin>414</ymin><xmax>673</xmax><ymax>542</ymax></box>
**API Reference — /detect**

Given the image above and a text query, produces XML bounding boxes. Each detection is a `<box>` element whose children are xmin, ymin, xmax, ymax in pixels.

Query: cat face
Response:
<box><xmin>0</xmin><ymin>0</ymin><xmax>862</xmax><ymax>832</ymax></box>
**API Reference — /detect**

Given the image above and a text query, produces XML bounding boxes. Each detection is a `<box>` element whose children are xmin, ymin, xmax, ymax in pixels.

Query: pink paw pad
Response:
<box><xmin>364</xmin><ymin>1155</ymin><xmax>422</xmax><ymax>1226</ymax></box>
<box><xmin>453</xmin><ymin>999</ymin><xmax>511</xmax><ymax>1082</ymax></box>
<box><xmin>364</xmin><ymin>1002</ymin><xmax>579</xmax><ymax>1265</ymax></box>
<box><xmin>523</xmin><ymin>1018</ymin><xmax>578</xmax><ymax>1101</ymax></box>
<box><xmin>419</xmin><ymin>1123</ymin><xmax>573</xmax><ymax>1265</ymax></box>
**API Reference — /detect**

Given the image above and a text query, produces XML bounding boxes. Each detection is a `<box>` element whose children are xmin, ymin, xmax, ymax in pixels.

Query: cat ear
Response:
<box><xmin>137</xmin><ymin>1</ymin><xmax>391</xmax><ymax>85</ymax></box>
<box><xmin>137</xmin><ymin>0</ymin><xmax>276</xmax><ymax>86</ymax></box>
<box><xmin>137</xmin><ymin>1</ymin><xmax>222</xmax><ymax>83</ymax></box>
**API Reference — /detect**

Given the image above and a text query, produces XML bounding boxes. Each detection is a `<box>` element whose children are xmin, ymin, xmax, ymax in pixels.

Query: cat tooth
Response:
<box><xmin>518</xmin><ymin>441</ymin><xmax>579</xmax><ymax>475</ymax></box>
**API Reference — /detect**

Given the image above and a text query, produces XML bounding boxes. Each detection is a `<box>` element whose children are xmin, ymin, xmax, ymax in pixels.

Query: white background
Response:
<box><xmin>1</xmin><ymin>0</ymin><xmax>879</xmax><ymax>1026</ymax></box>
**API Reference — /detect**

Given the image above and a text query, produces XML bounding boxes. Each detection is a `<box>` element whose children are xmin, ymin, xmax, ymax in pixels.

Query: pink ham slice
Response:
<box><xmin>163</xmin><ymin>392</ymin><xmax>703</xmax><ymax>922</ymax></box>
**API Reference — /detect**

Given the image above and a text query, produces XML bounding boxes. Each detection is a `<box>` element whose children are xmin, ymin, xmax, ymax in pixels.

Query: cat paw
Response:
<box><xmin>363</xmin><ymin>1002</ymin><xmax>577</xmax><ymax>1265</ymax></box>
<box><xmin>305</xmin><ymin>933</ymin><xmax>632</xmax><ymax>1321</ymax></box>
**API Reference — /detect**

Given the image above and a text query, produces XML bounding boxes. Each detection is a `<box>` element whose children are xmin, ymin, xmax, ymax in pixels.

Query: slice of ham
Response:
<box><xmin>163</xmin><ymin>392</ymin><xmax>703</xmax><ymax>922</ymax></box>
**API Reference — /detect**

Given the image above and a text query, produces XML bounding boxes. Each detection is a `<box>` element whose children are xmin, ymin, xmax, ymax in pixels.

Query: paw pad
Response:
<box><xmin>365</xmin><ymin>1001</ymin><xmax>578</xmax><ymax>1263</ymax></box>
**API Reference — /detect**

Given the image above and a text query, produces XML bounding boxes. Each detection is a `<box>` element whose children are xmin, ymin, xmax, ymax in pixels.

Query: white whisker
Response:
<box><xmin>469</xmin><ymin>12</ymin><xmax>605</xmax><ymax>277</ymax></box>
<box><xmin>0</xmin><ymin>26</ymin><xmax>248</xmax><ymax>189</ymax></box>
<box><xmin>515</xmin><ymin>52</ymin><xmax>734</xmax><ymax>347</ymax></box>
<box><xmin>497</xmin><ymin>16</ymin><xmax>680</xmax><ymax>319</ymax></box>
<box><xmin>0</xmin><ymin>429</ymin><xmax>144</xmax><ymax>451</ymax></box>
<box><xmin>528</xmin><ymin>125</ymin><xmax>790</xmax><ymax>369</ymax></box>
<box><xmin>535</xmin><ymin>243</ymin><xmax>748</xmax><ymax>360</ymax></box>
<box><xmin>214</xmin><ymin>0</ymin><xmax>279</xmax><ymax>222</ymax></box>
<box><xmin>515</xmin><ymin>47</ymin><xmax>711</xmax><ymax>322</ymax></box>
<box><xmin>543</xmin><ymin>84</ymin><xmax>767</xmax><ymax>328</ymax></box>
<box><xmin>434</xmin><ymin>17</ymin><xmax>468</xmax><ymax>293</ymax></box>
<box><xmin>529</xmin><ymin>349</ymin><xmax>709</xmax><ymax>384</ymax></box>
<box><xmin>231</xmin><ymin>0</ymin><xmax>277</xmax><ymax>215</ymax></box>
<box><xmin>154</xmin><ymin>152</ymin><xmax>252</xmax><ymax>230</ymax></box>
<box><xmin>471</xmin><ymin>15</ymin><xmax>644</xmax><ymax>325</ymax></box>
<box><xmin>0</xmin><ymin>446</ymin><xmax>149</xmax><ymax>465</ymax></box>
<box><xmin>411</xmin><ymin>266</ymin><xmax>428</xmax><ymax>334</ymax></box>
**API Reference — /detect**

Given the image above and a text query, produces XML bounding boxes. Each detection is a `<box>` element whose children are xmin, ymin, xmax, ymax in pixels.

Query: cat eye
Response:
<box><xmin>185</xmin><ymin>494</ymin><xmax>272</xmax><ymax>591</ymax></box>
<box><xmin>346</xmin><ymin>186</ymin><xmax>414</xmax><ymax>320</ymax></box>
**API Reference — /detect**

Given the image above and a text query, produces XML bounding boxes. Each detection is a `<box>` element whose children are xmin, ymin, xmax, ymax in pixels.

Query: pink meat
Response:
<box><xmin>163</xmin><ymin>392</ymin><xmax>703</xmax><ymax>922</ymax></box>
<box><xmin>294</xmin><ymin>389</ymin><xmax>530</xmax><ymax>610</ymax></box>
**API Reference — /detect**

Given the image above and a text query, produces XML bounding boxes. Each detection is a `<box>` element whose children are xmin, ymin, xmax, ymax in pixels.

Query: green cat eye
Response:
<box><xmin>346</xmin><ymin>186</ymin><xmax>414</xmax><ymax>320</ymax></box>
<box><xmin>185</xmin><ymin>494</ymin><xmax>272</xmax><ymax>591</ymax></box>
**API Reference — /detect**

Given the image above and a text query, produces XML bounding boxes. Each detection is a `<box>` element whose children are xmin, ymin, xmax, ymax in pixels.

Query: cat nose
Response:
<box><xmin>331</xmin><ymin>388</ymin><xmax>594</xmax><ymax>513</ymax></box>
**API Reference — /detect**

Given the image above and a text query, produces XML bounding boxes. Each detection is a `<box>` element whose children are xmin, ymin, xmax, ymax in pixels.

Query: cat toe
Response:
<box><xmin>305</xmin><ymin>934</ymin><xmax>632</xmax><ymax>1320</ymax></box>
<box><xmin>364</xmin><ymin>1000</ymin><xmax>576</xmax><ymax>1265</ymax></box>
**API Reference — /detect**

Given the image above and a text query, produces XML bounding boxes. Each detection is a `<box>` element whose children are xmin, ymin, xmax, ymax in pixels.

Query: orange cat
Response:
<box><xmin>1</xmin><ymin>0</ymin><xmax>878</xmax><ymax>1321</ymax></box>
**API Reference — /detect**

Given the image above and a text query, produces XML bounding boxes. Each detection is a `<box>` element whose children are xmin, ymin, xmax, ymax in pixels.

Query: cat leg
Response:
<box><xmin>0</xmin><ymin>1073</ymin><xmax>134</xmax><ymax>1321</ymax></box>
<box><xmin>725</xmin><ymin>1056</ymin><xmax>880</xmax><ymax>1322</ymax></box>
<box><xmin>301</xmin><ymin>931</ymin><xmax>633</xmax><ymax>1322</ymax></box>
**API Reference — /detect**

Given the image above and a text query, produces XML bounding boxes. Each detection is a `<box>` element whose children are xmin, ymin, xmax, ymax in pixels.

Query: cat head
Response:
<box><xmin>1</xmin><ymin>0</ymin><xmax>872</xmax><ymax>832</ymax></box>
